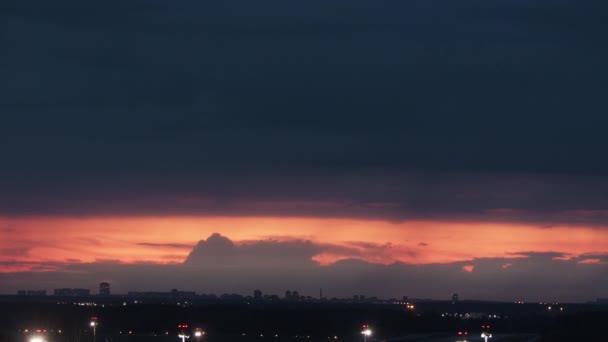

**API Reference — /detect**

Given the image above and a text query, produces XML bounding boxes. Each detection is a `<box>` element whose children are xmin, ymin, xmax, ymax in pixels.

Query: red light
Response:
<box><xmin>465</xmin><ymin>332</ymin><xmax>468</xmax><ymax>335</ymax></box>
<box><xmin>458</xmin><ymin>332</ymin><xmax>462</xmax><ymax>335</ymax></box>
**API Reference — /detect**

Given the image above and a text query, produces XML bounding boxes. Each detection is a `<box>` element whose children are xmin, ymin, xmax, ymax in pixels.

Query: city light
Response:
<box><xmin>361</xmin><ymin>325</ymin><xmax>372</xmax><ymax>342</ymax></box>
<box><xmin>178</xmin><ymin>324</ymin><xmax>191</xmax><ymax>342</ymax></box>
<box><xmin>30</xmin><ymin>337</ymin><xmax>45</xmax><ymax>342</ymax></box>
<box><xmin>90</xmin><ymin>317</ymin><xmax>98</xmax><ymax>342</ymax></box>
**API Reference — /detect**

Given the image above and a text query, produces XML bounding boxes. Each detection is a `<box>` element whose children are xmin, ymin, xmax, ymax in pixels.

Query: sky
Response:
<box><xmin>1</xmin><ymin>0</ymin><xmax>608</xmax><ymax>302</ymax></box>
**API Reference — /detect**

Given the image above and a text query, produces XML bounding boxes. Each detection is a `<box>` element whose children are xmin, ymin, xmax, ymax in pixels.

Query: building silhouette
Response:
<box><xmin>99</xmin><ymin>282</ymin><xmax>110</xmax><ymax>296</ymax></box>
<box><xmin>452</xmin><ymin>293</ymin><xmax>459</xmax><ymax>303</ymax></box>
<box><xmin>17</xmin><ymin>290</ymin><xmax>46</xmax><ymax>296</ymax></box>
<box><xmin>284</xmin><ymin>290</ymin><xmax>300</xmax><ymax>300</ymax></box>
<box><xmin>54</xmin><ymin>288</ymin><xmax>90</xmax><ymax>296</ymax></box>
<box><xmin>127</xmin><ymin>289</ymin><xmax>196</xmax><ymax>299</ymax></box>
<box><xmin>254</xmin><ymin>289</ymin><xmax>262</xmax><ymax>299</ymax></box>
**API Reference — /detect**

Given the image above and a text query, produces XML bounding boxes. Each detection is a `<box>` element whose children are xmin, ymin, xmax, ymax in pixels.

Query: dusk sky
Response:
<box><xmin>1</xmin><ymin>0</ymin><xmax>608</xmax><ymax>302</ymax></box>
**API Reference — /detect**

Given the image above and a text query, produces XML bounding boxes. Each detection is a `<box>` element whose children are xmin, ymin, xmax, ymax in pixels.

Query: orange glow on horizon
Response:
<box><xmin>462</xmin><ymin>265</ymin><xmax>475</xmax><ymax>273</ymax></box>
<box><xmin>1</xmin><ymin>216</ymin><xmax>608</xmax><ymax>272</ymax></box>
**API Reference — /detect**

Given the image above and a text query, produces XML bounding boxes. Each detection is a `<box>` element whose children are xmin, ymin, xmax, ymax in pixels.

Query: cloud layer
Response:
<box><xmin>1</xmin><ymin>0</ymin><xmax>608</xmax><ymax>224</ymax></box>
<box><xmin>2</xmin><ymin>233</ymin><xmax>607</xmax><ymax>302</ymax></box>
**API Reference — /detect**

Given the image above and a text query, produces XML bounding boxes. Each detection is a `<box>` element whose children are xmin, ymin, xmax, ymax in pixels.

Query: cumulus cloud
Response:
<box><xmin>184</xmin><ymin>233</ymin><xmax>320</xmax><ymax>269</ymax></box>
<box><xmin>183</xmin><ymin>234</ymin><xmax>418</xmax><ymax>268</ymax></box>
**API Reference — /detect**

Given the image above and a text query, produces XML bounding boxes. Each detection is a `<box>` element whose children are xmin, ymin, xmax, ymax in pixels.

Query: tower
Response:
<box><xmin>100</xmin><ymin>282</ymin><xmax>110</xmax><ymax>296</ymax></box>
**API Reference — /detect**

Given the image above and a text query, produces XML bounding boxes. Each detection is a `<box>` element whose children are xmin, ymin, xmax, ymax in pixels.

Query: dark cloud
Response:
<box><xmin>574</xmin><ymin>253</ymin><xmax>608</xmax><ymax>264</ymax></box>
<box><xmin>3</xmin><ymin>172</ymin><xmax>608</xmax><ymax>228</ymax></box>
<box><xmin>137</xmin><ymin>242</ymin><xmax>195</xmax><ymax>249</ymax></box>
<box><xmin>0</xmin><ymin>247</ymin><xmax>30</xmax><ymax>258</ymax></box>
<box><xmin>184</xmin><ymin>233</ymin><xmax>321</xmax><ymax>269</ymax></box>
<box><xmin>184</xmin><ymin>234</ymin><xmax>416</xmax><ymax>268</ymax></box>
<box><xmin>93</xmin><ymin>259</ymin><xmax>122</xmax><ymax>264</ymax></box>
<box><xmin>507</xmin><ymin>251</ymin><xmax>569</xmax><ymax>259</ymax></box>
<box><xmin>0</xmin><ymin>0</ymin><xmax>608</xmax><ymax>225</ymax></box>
<box><xmin>345</xmin><ymin>241</ymin><xmax>393</xmax><ymax>250</ymax></box>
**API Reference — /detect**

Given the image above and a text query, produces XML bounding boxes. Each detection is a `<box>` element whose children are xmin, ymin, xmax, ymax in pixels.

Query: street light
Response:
<box><xmin>480</xmin><ymin>324</ymin><xmax>492</xmax><ymax>342</ymax></box>
<box><xmin>90</xmin><ymin>317</ymin><xmax>98</xmax><ymax>342</ymax></box>
<box><xmin>178</xmin><ymin>324</ymin><xmax>190</xmax><ymax>342</ymax></box>
<box><xmin>194</xmin><ymin>329</ymin><xmax>205</xmax><ymax>339</ymax></box>
<box><xmin>361</xmin><ymin>325</ymin><xmax>372</xmax><ymax>342</ymax></box>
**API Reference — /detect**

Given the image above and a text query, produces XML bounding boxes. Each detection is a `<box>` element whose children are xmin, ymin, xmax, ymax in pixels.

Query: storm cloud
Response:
<box><xmin>1</xmin><ymin>0</ymin><xmax>608</xmax><ymax>223</ymax></box>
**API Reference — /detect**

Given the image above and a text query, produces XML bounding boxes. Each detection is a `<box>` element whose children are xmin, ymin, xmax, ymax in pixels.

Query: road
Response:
<box><xmin>386</xmin><ymin>333</ymin><xmax>539</xmax><ymax>342</ymax></box>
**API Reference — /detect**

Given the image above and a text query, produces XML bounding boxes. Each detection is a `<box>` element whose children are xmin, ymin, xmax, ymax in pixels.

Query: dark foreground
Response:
<box><xmin>1</xmin><ymin>299</ymin><xmax>607</xmax><ymax>342</ymax></box>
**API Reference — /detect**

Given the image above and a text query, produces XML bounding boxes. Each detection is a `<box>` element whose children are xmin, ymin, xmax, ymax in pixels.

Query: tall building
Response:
<box><xmin>254</xmin><ymin>289</ymin><xmax>262</xmax><ymax>299</ymax></box>
<box><xmin>99</xmin><ymin>282</ymin><xmax>110</xmax><ymax>296</ymax></box>
<box><xmin>452</xmin><ymin>293</ymin><xmax>459</xmax><ymax>303</ymax></box>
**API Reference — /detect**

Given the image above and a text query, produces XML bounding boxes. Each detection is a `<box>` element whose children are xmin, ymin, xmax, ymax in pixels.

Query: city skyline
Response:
<box><xmin>2</xmin><ymin>0</ymin><xmax>608</xmax><ymax>303</ymax></box>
